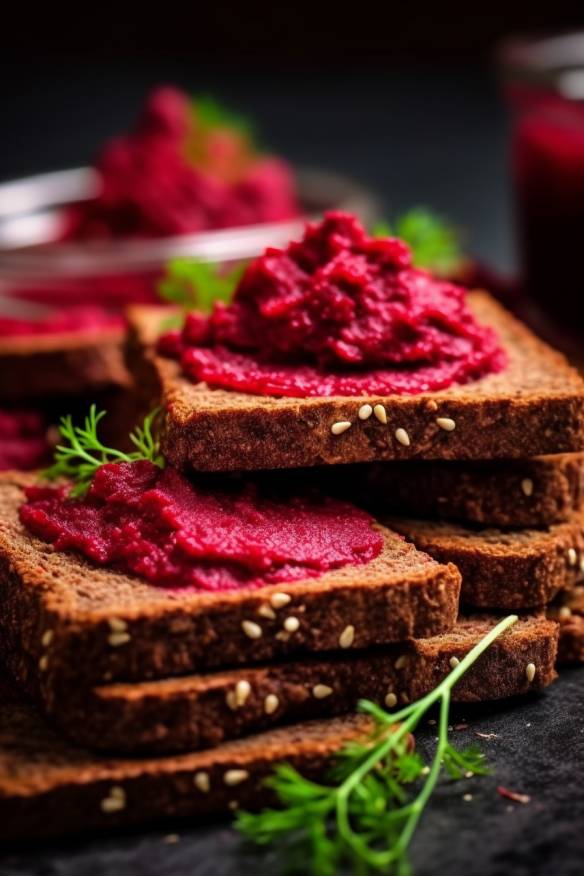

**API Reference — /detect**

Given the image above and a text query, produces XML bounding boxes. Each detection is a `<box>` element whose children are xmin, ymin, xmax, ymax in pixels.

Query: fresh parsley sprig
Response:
<box><xmin>43</xmin><ymin>405</ymin><xmax>164</xmax><ymax>496</ymax></box>
<box><xmin>374</xmin><ymin>208</ymin><xmax>463</xmax><ymax>275</ymax></box>
<box><xmin>158</xmin><ymin>258</ymin><xmax>245</xmax><ymax>328</ymax></box>
<box><xmin>237</xmin><ymin>614</ymin><xmax>518</xmax><ymax>875</ymax></box>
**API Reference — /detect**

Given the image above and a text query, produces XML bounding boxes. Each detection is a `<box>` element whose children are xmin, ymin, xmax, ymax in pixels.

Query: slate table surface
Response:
<box><xmin>1</xmin><ymin>60</ymin><xmax>583</xmax><ymax>875</ymax></box>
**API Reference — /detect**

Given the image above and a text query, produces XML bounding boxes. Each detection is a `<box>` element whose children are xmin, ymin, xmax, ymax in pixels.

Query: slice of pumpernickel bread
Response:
<box><xmin>387</xmin><ymin>513</ymin><xmax>584</xmax><ymax>610</ymax></box>
<box><xmin>54</xmin><ymin>615</ymin><xmax>558</xmax><ymax>754</ymax></box>
<box><xmin>0</xmin><ymin>675</ymin><xmax>373</xmax><ymax>843</ymax></box>
<box><xmin>127</xmin><ymin>292</ymin><xmax>584</xmax><ymax>473</ymax></box>
<box><xmin>350</xmin><ymin>453</ymin><xmax>584</xmax><ymax>528</ymax></box>
<box><xmin>0</xmin><ymin>472</ymin><xmax>460</xmax><ymax>709</ymax></box>
<box><xmin>549</xmin><ymin>586</ymin><xmax>584</xmax><ymax>664</ymax></box>
<box><xmin>0</xmin><ymin>326</ymin><xmax>130</xmax><ymax>402</ymax></box>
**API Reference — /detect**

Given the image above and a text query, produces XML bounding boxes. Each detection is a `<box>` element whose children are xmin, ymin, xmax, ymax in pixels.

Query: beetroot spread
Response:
<box><xmin>0</xmin><ymin>410</ymin><xmax>50</xmax><ymax>471</ymax></box>
<box><xmin>0</xmin><ymin>305</ymin><xmax>123</xmax><ymax>339</ymax></box>
<box><xmin>158</xmin><ymin>212</ymin><xmax>506</xmax><ymax>397</ymax></box>
<box><xmin>63</xmin><ymin>87</ymin><xmax>300</xmax><ymax>240</ymax></box>
<box><xmin>20</xmin><ymin>460</ymin><xmax>383</xmax><ymax>591</ymax></box>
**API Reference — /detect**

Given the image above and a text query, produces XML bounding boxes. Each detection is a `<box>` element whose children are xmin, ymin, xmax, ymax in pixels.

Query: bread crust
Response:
<box><xmin>0</xmin><ymin>691</ymin><xmax>372</xmax><ymax>842</ymax></box>
<box><xmin>127</xmin><ymin>292</ymin><xmax>584</xmax><ymax>472</ymax></box>
<box><xmin>388</xmin><ymin>514</ymin><xmax>584</xmax><ymax>609</ymax></box>
<box><xmin>0</xmin><ymin>473</ymin><xmax>460</xmax><ymax>708</ymax></box>
<box><xmin>0</xmin><ymin>327</ymin><xmax>130</xmax><ymax>402</ymax></box>
<box><xmin>53</xmin><ymin>615</ymin><xmax>558</xmax><ymax>754</ymax></box>
<box><xmin>351</xmin><ymin>453</ymin><xmax>584</xmax><ymax>528</ymax></box>
<box><xmin>550</xmin><ymin>587</ymin><xmax>584</xmax><ymax>663</ymax></box>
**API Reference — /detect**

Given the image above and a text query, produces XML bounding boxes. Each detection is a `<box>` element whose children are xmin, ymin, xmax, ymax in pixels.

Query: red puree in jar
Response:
<box><xmin>20</xmin><ymin>460</ymin><xmax>383</xmax><ymax>592</ymax></box>
<box><xmin>158</xmin><ymin>212</ymin><xmax>506</xmax><ymax>397</ymax></box>
<box><xmin>63</xmin><ymin>87</ymin><xmax>300</xmax><ymax>240</ymax></box>
<box><xmin>510</xmin><ymin>85</ymin><xmax>584</xmax><ymax>326</ymax></box>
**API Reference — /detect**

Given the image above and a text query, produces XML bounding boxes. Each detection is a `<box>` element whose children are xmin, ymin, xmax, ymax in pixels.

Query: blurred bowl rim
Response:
<box><xmin>0</xmin><ymin>165</ymin><xmax>380</xmax><ymax>279</ymax></box>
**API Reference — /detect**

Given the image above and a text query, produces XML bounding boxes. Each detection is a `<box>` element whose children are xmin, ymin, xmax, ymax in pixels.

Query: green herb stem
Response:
<box><xmin>237</xmin><ymin>614</ymin><xmax>519</xmax><ymax>875</ymax></box>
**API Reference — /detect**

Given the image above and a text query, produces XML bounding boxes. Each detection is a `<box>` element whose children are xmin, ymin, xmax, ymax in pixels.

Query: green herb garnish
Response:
<box><xmin>373</xmin><ymin>208</ymin><xmax>463</xmax><ymax>275</ymax></box>
<box><xmin>43</xmin><ymin>405</ymin><xmax>164</xmax><ymax>496</ymax></box>
<box><xmin>237</xmin><ymin>614</ymin><xmax>518</xmax><ymax>875</ymax></box>
<box><xmin>158</xmin><ymin>258</ymin><xmax>245</xmax><ymax>328</ymax></box>
<box><xmin>191</xmin><ymin>95</ymin><xmax>255</xmax><ymax>140</ymax></box>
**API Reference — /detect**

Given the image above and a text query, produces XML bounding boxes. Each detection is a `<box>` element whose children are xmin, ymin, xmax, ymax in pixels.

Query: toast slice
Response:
<box><xmin>550</xmin><ymin>587</ymin><xmax>584</xmax><ymax>664</ymax></box>
<box><xmin>0</xmin><ymin>325</ymin><xmax>130</xmax><ymax>402</ymax></box>
<box><xmin>0</xmin><ymin>472</ymin><xmax>460</xmax><ymax>706</ymax></box>
<box><xmin>127</xmin><ymin>292</ymin><xmax>584</xmax><ymax>472</ymax></box>
<box><xmin>350</xmin><ymin>453</ymin><xmax>584</xmax><ymax>528</ymax></box>
<box><xmin>387</xmin><ymin>513</ymin><xmax>584</xmax><ymax>610</ymax></box>
<box><xmin>54</xmin><ymin>615</ymin><xmax>558</xmax><ymax>754</ymax></box>
<box><xmin>0</xmin><ymin>675</ymin><xmax>372</xmax><ymax>842</ymax></box>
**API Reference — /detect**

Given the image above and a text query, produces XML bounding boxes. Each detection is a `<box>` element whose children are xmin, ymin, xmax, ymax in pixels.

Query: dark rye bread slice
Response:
<box><xmin>351</xmin><ymin>453</ymin><xmax>584</xmax><ymax>528</ymax></box>
<box><xmin>0</xmin><ymin>677</ymin><xmax>372</xmax><ymax>844</ymax></box>
<box><xmin>126</xmin><ymin>292</ymin><xmax>584</xmax><ymax>473</ymax></box>
<box><xmin>387</xmin><ymin>513</ymin><xmax>584</xmax><ymax>610</ymax></box>
<box><xmin>549</xmin><ymin>586</ymin><xmax>584</xmax><ymax>664</ymax></box>
<box><xmin>55</xmin><ymin>615</ymin><xmax>558</xmax><ymax>754</ymax></box>
<box><xmin>0</xmin><ymin>472</ymin><xmax>460</xmax><ymax>709</ymax></box>
<box><xmin>0</xmin><ymin>326</ymin><xmax>130</xmax><ymax>402</ymax></box>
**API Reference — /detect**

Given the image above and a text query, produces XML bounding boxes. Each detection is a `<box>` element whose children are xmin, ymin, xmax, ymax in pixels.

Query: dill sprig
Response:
<box><xmin>158</xmin><ymin>258</ymin><xmax>245</xmax><ymax>328</ymax></box>
<box><xmin>237</xmin><ymin>614</ymin><xmax>518</xmax><ymax>875</ymax></box>
<box><xmin>373</xmin><ymin>208</ymin><xmax>463</xmax><ymax>275</ymax></box>
<box><xmin>43</xmin><ymin>405</ymin><xmax>164</xmax><ymax>496</ymax></box>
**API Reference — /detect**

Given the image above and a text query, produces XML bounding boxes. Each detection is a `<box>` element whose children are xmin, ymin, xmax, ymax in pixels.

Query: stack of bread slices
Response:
<box><xmin>0</xmin><ymin>288</ymin><xmax>582</xmax><ymax>841</ymax></box>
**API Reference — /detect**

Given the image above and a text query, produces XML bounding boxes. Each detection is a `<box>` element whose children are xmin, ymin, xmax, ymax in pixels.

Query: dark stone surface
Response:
<box><xmin>1</xmin><ymin>63</ymin><xmax>583</xmax><ymax>874</ymax></box>
<box><xmin>1</xmin><ymin>668</ymin><xmax>583</xmax><ymax>875</ymax></box>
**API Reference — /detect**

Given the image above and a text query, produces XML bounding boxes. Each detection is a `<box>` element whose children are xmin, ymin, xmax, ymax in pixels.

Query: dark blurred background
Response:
<box><xmin>2</xmin><ymin>2</ymin><xmax>584</xmax><ymax>272</ymax></box>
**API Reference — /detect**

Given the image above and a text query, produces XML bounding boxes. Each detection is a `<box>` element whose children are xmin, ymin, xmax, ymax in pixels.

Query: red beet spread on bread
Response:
<box><xmin>20</xmin><ymin>460</ymin><xmax>383</xmax><ymax>591</ymax></box>
<box><xmin>158</xmin><ymin>212</ymin><xmax>506</xmax><ymax>397</ymax></box>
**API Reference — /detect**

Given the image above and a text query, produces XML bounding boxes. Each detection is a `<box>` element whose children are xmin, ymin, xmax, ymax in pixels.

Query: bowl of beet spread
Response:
<box><xmin>19</xmin><ymin>460</ymin><xmax>384</xmax><ymax>592</ymax></box>
<box><xmin>0</xmin><ymin>87</ymin><xmax>376</xmax><ymax>341</ymax></box>
<box><xmin>158</xmin><ymin>211</ymin><xmax>507</xmax><ymax>398</ymax></box>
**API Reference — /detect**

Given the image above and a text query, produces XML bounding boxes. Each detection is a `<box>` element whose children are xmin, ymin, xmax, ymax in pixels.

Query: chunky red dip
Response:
<box><xmin>0</xmin><ymin>305</ymin><xmax>123</xmax><ymax>339</ymax></box>
<box><xmin>20</xmin><ymin>460</ymin><xmax>383</xmax><ymax>592</ymax></box>
<box><xmin>158</xmin><ymin>212</ymin><xmax>506</xmax><ymax>397</ymax></box>
<box><xmin>62</xmin><ymin>87</ymin><xmax>300</xmax><ymax>240</ymax></box>
<box><xmin>0</xmin><ymin>410</ymin><xmax>50</xmax><ymax>471</ymax></box>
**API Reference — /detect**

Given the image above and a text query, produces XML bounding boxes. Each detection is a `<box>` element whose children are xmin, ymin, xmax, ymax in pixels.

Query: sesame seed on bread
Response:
<box><xmin>387</xmin><ymin>513</ymin><xmax>584</xmax><ymax>610</ymax></box>
<box><xmin>0</xmin><ymin>677</ymin><xmax>373</xmax><ymax>842</ymax></box>
<box><xmin>52</xmin><ymin>615</ymin><xmax>558</xmax><ymax>754</ymax></box>
<box><xmin>126</xmin><ymin>292</ymin><xmax>584</xmax><ymax>473</ymax></box>
<box><xmin>347</xmin><ymin>453</ymin><xmax>584</xmax><ymax>528</ymax></box>
<box><xmin>0</xmin><ymin>472</ymin><xmax>460</xmax><ymax>709</ymax></box>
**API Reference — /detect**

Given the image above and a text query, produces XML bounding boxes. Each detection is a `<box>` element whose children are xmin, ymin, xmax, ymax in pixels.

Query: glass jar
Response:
<box><xmin>500</xmin><ymin>32</ymin><xmax>584</xmax><ymax>335</ymax></box>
